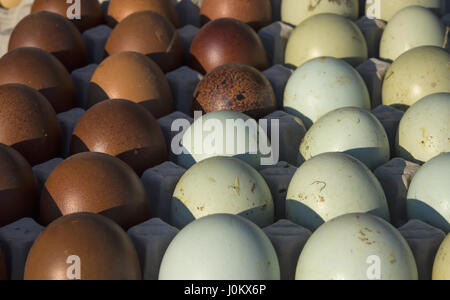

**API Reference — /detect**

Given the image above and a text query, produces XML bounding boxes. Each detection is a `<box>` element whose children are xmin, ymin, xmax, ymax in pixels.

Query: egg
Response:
<box><xmin>380</xmin><ymin>6</ymin><xmax>446</xmax><ymax>62</ymax></box>
<box><xmin>40</xmin><ymin>152</ymin><xmax>150</xmax><ymax>230</ymax></box>
<box><xmin>189</xmin><ymin>18</ymin><xmax>268</xmax><ymax>74</ymax></box>
<box><xmin>159</xmin><ymin>214</ymin><xmax>280</xmax><ymax>280</ymax></box>
<box><xmin>8</xmin><ymin>11</ymin><xmax>87</xmax><ymax>71</ymax></box>
<box><xmin>396</xmin><ymin>93</ymin><xmax>450</xmax><ymax>164</ymax></box>
<box><xmin>0</xmin><ymin>47</ymin><xmax>76</xmax><ymax>113</ymax></box>
<box><xmin>31</xmin><ymin>0</ymin><xmax>104</xmax><ymax>32</ymax></box>
<box><xmin>283</xmin><ymin>57</ymin><xmax>371</xmax><ymax>129</ymax></box>
<box><xmin>366</xmin><ymin>0</ymin><xmax>445</xmax><ymax>22</ymax></box>
<box><xmin>0</xmin><ymin>144</ymin><xmax>37</xmax><ymax>227</ymax></box>
<box><xmin>87</xmin><ymin>51</ymin><xmax>174</xmax><ymax>119</ymax></box>
<box><xmin>285</xmin><ymin>14</ymin><xmax>367</xmax><ymax>68</ymax></box>
<box><xmin>407</xmin><ymin>153</ymin><xmax>450</xmax><ymax>232</ymax></box>
<box><xmin>71</xmin><ymin>99</ymin><xmax>167</xmax><ymax>176</ymax></box>
<box><xmin>105</xmin><ymin>11</ymin><xmax>184</xmax><ymax>73</ymax></box>
<box><xmin>432</xmin><ymin>234</ymin><xmax>450</xmax><ymax>280</ymax></box>
<box><xmin>0</xmin><ymin>84</ymin><xmax>61</xmax><ymax>166</ymax></box>
<box><xmin>382</xmin><ymin>46</ymin><xmax>450</xmax><ymax>109</ymax></box>
<box><xmin>171</xmin><ymin>157</ymin><xmax>274</xmax><ymax>228</ymax></box>
<box><xmin>200</xmin><ymin>0</ymin><xmax>272</xmax><ymax>31</ymax></box>
<box><xmin>193</xmin><ymin>63</ymin><xmax>277</xmax><ymax>120</ymax></box>
<box><xmin>24</xmin><ymin>213</ymin><xmax>141</xmax><ymax>280</ymax></box>
<box><xmin>281</xmin><ymin>0</ymin><xmax>359</xmax><ymax>26</ymax></box>
<box><xmin>0</xmin><ymin>0</ymin><xmax>21</xmax><ymax>9</ymax></box>
<box><xmin>106</xmin><ymin>0</ymin><xmax>180</xmax><ymax>28</ymax></box>
<box><xmin>0</xmin><ymin>247</ymin><xmax>6</xmax><ymax>280</ymax></box>
<box><xmin>295</xmin><ymin>213</ymin><xmax>418</xmax><ymax>280</ymax></box>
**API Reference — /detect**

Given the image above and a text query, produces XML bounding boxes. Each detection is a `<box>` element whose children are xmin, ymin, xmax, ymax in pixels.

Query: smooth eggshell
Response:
<box><xmin>366</xmin><ymin>0</ymin><xmax>445</xmax><ymax>21</ymax></box>
<box><xmin>432</xmin><ymin>234</ymin><xmax>450</xmax><ymax>280</ymax></box>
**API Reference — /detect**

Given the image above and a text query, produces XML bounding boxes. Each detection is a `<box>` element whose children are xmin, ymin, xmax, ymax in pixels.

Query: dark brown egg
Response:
<box><xmin>105</xmin><ymin>11</ymin><xmax>184</xmax><ymax>73</ymax></box>
<box><xmin>88</xmin><ymin>51</ymin><xmax>174</xmax><ymax>118</ymax></box>
<box><xmin>189</xmin><ymin>18</ymin><xmax>268</xmax><ymax>74</ymax></box>
<box><xmin>40</xmin><ymin>152</ymin><xmax>151</xmax><ymax>230</ymax></box>
<box><xmin>24</xmin><ymin>212</ymin><xmax>141</xmax><ymax>280</ymax></box>
<box><xmin>200</xmin><ymin>0</ymin><xmax>272</xmax><ymax>31</ymax></box>
<box><xmin>106</xmin><ymin>0</ymin><xmax>180</xmax><ymax>28</ymax></box>
<box><xmin>0</xmin><ymin>143</ymin><xmax>37</xmax><ymax>227</ymax></box>
<box><xmin>71</xmin><ymin>99</ymin><xmax>167</xmax><ymax>175</ymax></box>
<box><xmin>8</xmin><ymin>11</ymin><xmax>87</xmax><ymax>71</ymax></box>
<box><xmin>0</xmin><ymin>47</ymin><xmax>76</xmax><ymax>113</ymax></box>
<box><xmin>0</xmin><ymin>84</ymin><xmax>61</xmax><ymax>166</ymax></box>
<box><xmin>31</xmin><ymin>0</ymin><xmax>104</xmax><ymax>32</ymax></box>
<box><xmin>0</xmin><ymin>246</ymin><xmax>6</xmax><ymax>280</ymax></box>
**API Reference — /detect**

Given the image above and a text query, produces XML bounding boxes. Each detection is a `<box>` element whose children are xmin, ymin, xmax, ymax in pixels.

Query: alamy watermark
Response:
<box><xmin>366</xmin><ymin>0</ymin><xmax>382</xmax><ymax>19</ymax></box>
<box><xmin>66</xmin><ymin>0</ymin><xmax>81</xmax><ymax>20</ymax></box>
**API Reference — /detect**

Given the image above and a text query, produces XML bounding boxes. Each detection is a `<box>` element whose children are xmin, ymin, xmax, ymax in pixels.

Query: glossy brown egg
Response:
<box><xmin>106</xmin><ymin>0</ymin><xmax>180</xmax><ymax>28</ymax></box>
<box><xmin>105</xmin><ymin>11</ymin><xmax>184</xmax><ymax>73</ymax></box>
<box><xmin>88</xmin><ymin>51</ymin><xmax>174</xmax><ymax>118</ymax></box>
<box><xmin>71</xmin><ymin>99</ymin><xmax>167</xmax><ymax>175</ymax></box>
<box><xmin>0</xmin><ymin>84</ymin><xmax>61</xmax><ymax>166</ymax></box>
<box><xmin>193</xmin><ymin>63</ymin><xmax>276</xmax><ymax>119</ymax></box>
<box><xmin>40</xmin><ymin>152</ymin><xmax>151</xmax><ymax>230</ymax></box>
<box><xmin>0</xmin><ymin>48</ymin><xmax>76</xmax><ymax>113</ymax></box>
<box><xmin>24</xmin><ymin>212</ymin><xmax>142</xmax><ymax>280</ymax></box>
<box><xmin>31</xmin><ymin>0</ymin><xmax>104</xmax><ymax>32</ymax></box>
<box><xmin>8</xmin><ymin>11</ymin><xmax>87</xmax><ymax>71</ymax></box>
<box><xmin>200</xmin><ymin>0</ymin><xmax>272</xmax><ymax>31</ymax></box>
<box><xmin>189</xmin><ymin>18</ymin><xmax>268</xmax><ymax>74</ymax></box>
<box><xmin>0</xmin><ymin>143</ymin><xmax>37</xmax><ymax>227</ymax></box>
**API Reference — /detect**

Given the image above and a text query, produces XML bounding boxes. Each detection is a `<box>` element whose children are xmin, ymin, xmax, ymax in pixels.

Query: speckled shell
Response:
<box><xmin>193</xmin><ymin>63</ymin><xmax>276</xmax><ymax>119</ymax></box>
<box><xmin>24</xmin><ymin>213</ymin><xmax>141</xmax><ymax>280</ymax></box>
<box><xmin>432</xmin><ymin>234</ymin><xmax>450</xmax><ymax>280</ymax></box>
<box><xmin>366</xmin><ymin>0</ymin><xmax>445</xmax><ymax>22</ymax></box>
<box><xmin>285</xmin><ymin>14</ymin><xmax>367</xmax><ymax>68</ymax></box>
<box><xmin>0</xmin><ymin>84</ymin><xmax>61</xmax><ymax>166</ymax></box>
<box><xmin>87</xmin><ymin>51</ymin><xmax>174</xmax><ymax>119</ymax></box>
<box><xmin>382</xmin><ymin>46</ymin><xmax>450</xmax><ymax>109</ymax></box>
<box><xmin>189</xmin><ymin>18</ymin><xmax>268</xmax><ymax>74</ymax></box>
<box><xmin>283</xmin><ymin>57</ymin><xmax>370</xmax><ymax>129</ymax></box>
<box><xmin>0</xmin><ymin>47</ymin><xmax>76</xmax><ymax>113</ymax></box>
<box><xmin>40</xmin><ymin>152</ymin><xmax>150</xmax><ymax>230</ymax></box>
<box><xmin>299</xmin><ymin>107</ymin><xmax>390</xmax><ymax>170</ymax></box>
<box><xmin>159</xmin><ymin>214</ymin><xmax>280</xmax><ymax>280</ymax></box>
<box><xmin>71</xmin><ymin>99</ymin><xmax>167</xmax><ymax>176</ymax></box>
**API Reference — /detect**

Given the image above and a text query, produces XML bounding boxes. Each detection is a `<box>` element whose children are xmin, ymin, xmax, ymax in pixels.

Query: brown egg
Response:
<box><xmin>106</xmin><ymin>0</ymin><xmax>180</xmax><ymax>28</ymax></box>
<box><xmin>105</xmin><ymin>11</ymin><xmax>184</xmax><ymax>73</ymax></box>
<box><xmin>0</xmin><ymin>47</ymin><xmax>76</xmax><ymax>113</ymax></box>
<box><xmin>0</xmin><ymin>246</ymin><xmax>6</xmax><ymax>280</ymax></box>
<box><xmin>31</xmin><ymin>0</ymin><xmax>104</xmax><ymax>32</ymax></box>
<box><xmin>24</xmin><ymin>212</ymin><xmax>141</xmax><ymax>280</ymax></box>
<box><xmin>88</xmin><ymin>51</ymin><xmax>174</xmax><ymax>118</ymax></box>
<box><xmin>193</xmin><ymin>63</ymin><xmax>276</xmax><ymax>119</ymax></box>
<box><xmin>200</xmin><ymin>0</ymin><xmax>272</xmax><ymax>31</ymax></box>
<box><xmin>71</xmin><ymin>99</ymin><xmax>167</xmax><ymax>175</ymax></box>
<box><xmin>189</xmin><ymin>18</ymin><xmax>268</xmax><ymax>74</ymax></box>
<box><xmin>0</xmin><ymin>143</ymin><xmax>37</xmax><ymax>227</ymax></box>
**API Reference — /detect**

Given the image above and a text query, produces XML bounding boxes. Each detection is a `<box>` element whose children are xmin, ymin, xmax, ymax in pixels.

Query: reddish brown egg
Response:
<box><xmin>200</xmin><ymin>0</ymin><xmax>272</xmax><ymax>31</ymax></box>
<box><xmin>0</xmin><ymin>84</ymin><xmax>61</xmax><ymax>166</ymax></box>
<box><xmin>24</xmin><ymin>212</ymin><xmax>142</xmax><ymax>280</ymax></box>
<box><xmin>0</xmin><ymin>247</ymin><xmax>6</xmax><ymax>280</ymax></box>
<box><xmin>0</xmin><ymin>47</ymin><xmax>76</xmax><ymax>113</ymax></box>
<box><xmin>105</xmin><ymin>11</ymin><xmax>184</xmax><ymax>73</ymax></box>
<box><xmin>31</xmin><ymin>0</ymin><xmax>104</xmax><ymax>32</ymax></box>
<box><xmin>88</xmin><ymin>51</ymin><xmax>174</xmax><ymax>118</ymax></box>
<box><xmin>71</xmin><ymin>99</ymin><xmax>167</xmax><ymax>175</ymax></box>
<box><xmin>189</xmin><ymin>18</ymin><xmax>268</xmax><ymax>74</ymax></box>
<box><xmin>193</xmin><ymin>63</ymin><xmax>276</xmax><ymax>119</ymax></box>
<box><xmin>0</xmin><ymin>143</ymin><xmax>37</xmax><ymax>227</ymax></box>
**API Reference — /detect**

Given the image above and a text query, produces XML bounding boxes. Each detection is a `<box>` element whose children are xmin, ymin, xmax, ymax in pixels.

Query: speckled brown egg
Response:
<box><xmin>31</xmin><ymin>0</ymin><xmax>104</xmax><ymax>32</ymax></box>
<box><xmin>200</xmin><ymin>0</ymin><xmax>272</xmax><ymax>31</ymax></box>
<box><xmin>0</xmin><ymin>143</ymin><xmax>37</xmax><ymax>227</ymax></box>
<box><xmin>70</xmin><ymin>99</ymin><xmax>167</xmax><ymax>175</ymax></box>
<box><xmin>8</xmin><ymin>11</ymin><xmax>87</xmax><ymax>71</ymax></box>
<box><xmin>87</xmin><ymin>51</ymin><xmax>174</xmax><ymax>118</ymax></box>
<box><xmin>106</xmin><ymin>0</ymin><xmax>180</xmax><ymax>28</ymax></box>
<box><xmin>24</xmin><ymin>212</ymin><xmax>141</xmax><ymax>280</ymax></box>
<box><xmin>189</xmin><ymin>18</ymin><xmax>268</xmax><ymax>74</ymax></box>
<box><xmin>105</xmin><ymin>11</ymin><xmax>184</xmax><ymax>73</ymax></box>
<box><xmin>193</xmin><ymin>63</ymin><xmax>276</xmax><ymax>119</ymax></box>
<box><xmin>0</xmin><ymin>84</ymin><xmax>61</xmax><ymax>166</ymax></box>
<box><xmin>40</xmin><ymin>152</ymin><xmax>151</xmax><ymax>230</ymax></box>
<box><xmin>0</xmin><ymin>47</ymin><xmax>76</xmax><ymax>113</ymax></box>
